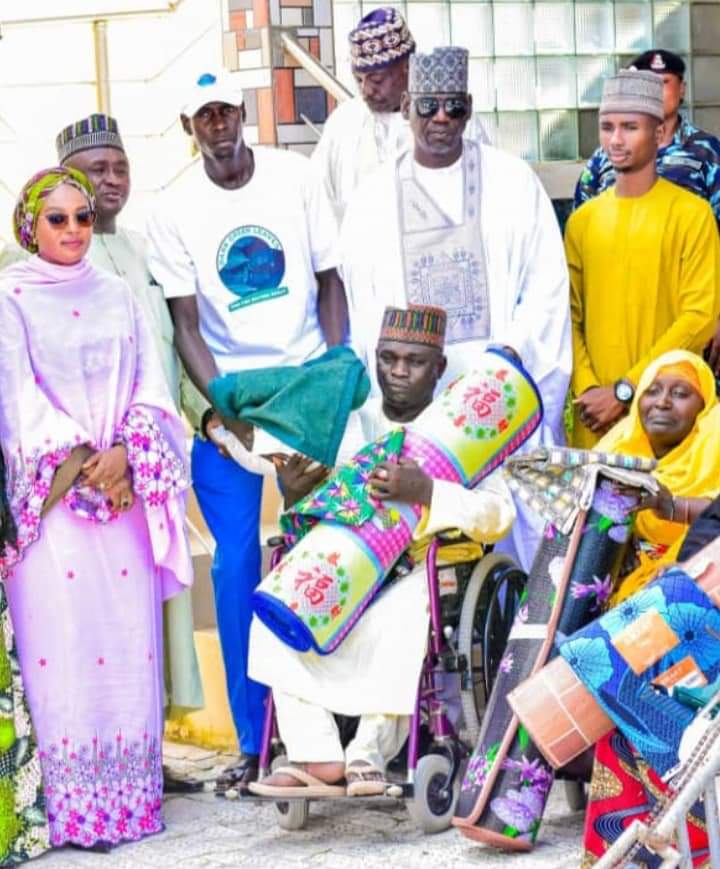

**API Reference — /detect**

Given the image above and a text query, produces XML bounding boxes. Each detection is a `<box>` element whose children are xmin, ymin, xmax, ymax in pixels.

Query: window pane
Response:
<box><xmin>496</xmin><ymin>58</ymin><xmax>536</xmax><ymax>109</ymax></box>
<box><xmin>693</xmin><ymin>56</ymin><xmax>720</xmax><ymax>103</ymax></box>
<box><xmin>654</xmin><ymin>1</ymin><xmax>690</xmax><ymax>52</ymax></box>
<box><xmin>535</xmin><ymin>3</ymin><xmax>576</xmax><ymax>55</ymax></box>
<box><xmin>579</xmin><ymin>108</ymin><xmax>600</xmax><ymax>158</ymax></box>
<box><xmin>469</xmin><ymin>58</ymin><xmax>496</xmax><ymax>111</ymax></box>
<box><xmin>494</xmin><ymin>4</ymin><xmax>534</xmax><ymax>56</ymax></box>
<box><xmin>577</xmin><ymin>55</ymin><xmax>616</xmax><ymax>106</ymax></box>
<box><xmin>496</xmin><ymin>111</ymin><xmax>539</xmax><ymax>160</ymax></box>
<box><xmin>575</xmin><ymin>2</ymin><xmax>615</xmax><ymax>54</ymax></box>
<box><xmin>537</xmin><ymin>56</ymin><xmax>578</xmax><ymax>108</ymax></box>
<box><xmin>615</xmin><ymin>3</ymin><xmax>652</xmax><ymax>53</ymax></box>
<box><xmin>450</xmin><ymin>4</ymin><xmax>494</xmax><ymax>56</ymax></box>
<box><xmin>477</xmin><ymin>112</ymin><xmax>499</xmax><ymax>144</ymax></box>
<box><xmin>540</xmin><ymin>109</ymin><xmax>579</xmax><ymax>159</ymax></box>
<box><xmin>405</xmin><ymin>3</ymin><xmax>450</xmax><ymax>51</ymax></box>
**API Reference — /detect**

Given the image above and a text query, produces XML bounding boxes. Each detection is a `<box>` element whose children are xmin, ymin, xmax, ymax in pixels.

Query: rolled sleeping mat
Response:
<box><xmin>510</xmin><ymin>537</ymin><xmax>720</xmax><ymax>781</ymax></box>
<box><xmin>453</xmin><ymin>473</ymin><xmax>653</xmax><ymax>851</ymax></box>
<box><xmin>252</xmin><ymin>349</ymin><xmax>542</xmax><ymax>655</ymax></box>
<box><xmin>508</xmin><ymin>536</ymin><xmax>720</xmax><ymax>772</ymax></box>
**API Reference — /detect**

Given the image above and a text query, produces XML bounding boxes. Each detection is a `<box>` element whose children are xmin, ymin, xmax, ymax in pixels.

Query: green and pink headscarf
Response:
<box><xmin>13</xmin><ymin>166</ymin><xmax>95</xmax><ymax>254</ymax></box>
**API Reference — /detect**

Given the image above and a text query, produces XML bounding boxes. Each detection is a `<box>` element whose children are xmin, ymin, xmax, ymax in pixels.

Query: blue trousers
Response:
<box><xmin>191</xmin><ymin>436</ymin><xmax>267</xmax><ymax>754</ymax></box>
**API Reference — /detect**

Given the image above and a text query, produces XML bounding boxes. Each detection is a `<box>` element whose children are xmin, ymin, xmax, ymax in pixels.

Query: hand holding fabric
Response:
<box><xmin>206</xmin><ymin>411</ymin><xmax>254</xmax><ymax>455</ymax></box>
<box><xmin>276</xmin><ymin>454</ymin><xmax>330</xmax><ymax>509</ymax></box>
<box><xmin>629</xmin><ymin>481</ymin><xmax>675</xmax><ymax>520</ymax></box>
<box><xmin>369</xmin><ymin>458</ymin><xmax>433</xmax><ymax>506</ymax></box>
<box><xmin>81</xmin><ymin>445</ymin><xmax>128</xmax><ymax>492</ymax></box>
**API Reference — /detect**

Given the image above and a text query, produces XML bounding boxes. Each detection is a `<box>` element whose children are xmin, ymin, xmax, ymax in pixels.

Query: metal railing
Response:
<box><xmin>280</xmin><ymin>32</ymin><xmax>352</xmax><ymax>105</ymax></box>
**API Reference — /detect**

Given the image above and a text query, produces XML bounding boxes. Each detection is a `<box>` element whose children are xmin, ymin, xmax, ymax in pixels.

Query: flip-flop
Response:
<box><xmin>346</xmin><ymin>763</ymin><xmax>387</xmax><ymax>797</ymax></box>
<box><xmin>248</xmin><ymin>766</ymin><xmax>346</xmax><ymax>798</ymax></box>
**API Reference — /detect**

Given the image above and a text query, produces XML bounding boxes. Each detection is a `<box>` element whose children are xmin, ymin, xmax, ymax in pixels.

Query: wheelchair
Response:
<box><xmin>251</xmin><ymin>532</ymin><xmax>527</xmax><ymax>834</ymax></box>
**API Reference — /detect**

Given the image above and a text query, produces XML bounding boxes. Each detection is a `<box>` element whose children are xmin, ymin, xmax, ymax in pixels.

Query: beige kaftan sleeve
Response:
<box><xmin>413</xmin><ymin>473</ymin><xmax>516</xmax><ymax>546</ymax></box>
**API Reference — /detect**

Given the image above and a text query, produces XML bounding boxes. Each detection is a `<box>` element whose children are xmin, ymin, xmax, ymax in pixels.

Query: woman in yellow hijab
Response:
<box><xmin>582</xmin><ymin>350</ymin><xmax>719</xmax><ymax>866</ymax></box>
<box><xmin>597</xmin><ymin>349</ymin><xmax>720</xmax><ymax>603</ymax></box>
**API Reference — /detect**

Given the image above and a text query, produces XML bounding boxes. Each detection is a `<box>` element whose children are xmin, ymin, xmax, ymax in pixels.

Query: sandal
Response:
<box><xmin>346</xmin><ymin>762</ymin><xmax>387</xmax><ymax>797</ymax></box>
<box><xmin>164</xmin><ymin>766</ymin><xmax>205</xmax><ymax>794</ymax></box>
<box><xmin>214</xmin><ymin>754</ymin><xmax>259</xmax><ymax>797</ymax></box>
<box><xmin>248</xmin><ymin>765</ymin><xmax>346</xmax><ymax>798</ymax></box>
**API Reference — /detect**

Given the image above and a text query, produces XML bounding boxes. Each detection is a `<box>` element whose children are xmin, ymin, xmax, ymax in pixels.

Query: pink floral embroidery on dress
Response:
<box><xmin>1</xmin><ymin>409</ymin><xmax>186</xmax><ymax>578</ymax></box>
<box><xmin>40</xmin><ymin>733</ymin><xmax>163</xmax><ymax>847</ymax></box>
<box><xmin>118</xmin><ymin>408</ymin><xmax>188</xmax><ymax>506</ymax></box>
<box><xmin>0</xmin><ymin>446</ymin><xmax>72</xmax><ymax>577</ymax></box>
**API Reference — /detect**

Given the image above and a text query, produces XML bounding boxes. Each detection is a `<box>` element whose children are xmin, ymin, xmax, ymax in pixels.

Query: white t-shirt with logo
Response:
<box><xmin>147</xmin><ymin>147</ymin><xmax>339</xmax><ymax>374</ymax></box>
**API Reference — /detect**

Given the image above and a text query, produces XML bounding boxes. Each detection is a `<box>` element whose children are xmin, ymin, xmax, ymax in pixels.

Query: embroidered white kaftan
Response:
<box><xmin>339</xmin><ymin>142</ymin><xmax>572</xmax><ymax>570</ymax></box>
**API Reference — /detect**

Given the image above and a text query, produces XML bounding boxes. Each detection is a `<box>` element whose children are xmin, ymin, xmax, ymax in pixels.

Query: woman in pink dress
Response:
<box><xmin>0</xmin><ymin>167</ymin><xmax>193</xmax><ymax>850</ymax></box>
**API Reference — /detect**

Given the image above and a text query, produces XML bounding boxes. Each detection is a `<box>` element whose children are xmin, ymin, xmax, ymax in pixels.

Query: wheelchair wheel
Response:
<box><xmin>457</xmin><ymin>553</ymin><xmax>526</xmax><ymax>745</ymax></box>
<box><xmin>406</xmin><ymin>753</ymin><xmax>460</xmax><ymax>834</ymax></box>
<box><xmin>274</xmin><ymin>798</ymin><xmax>309</xmax><ymax>831</ymax></box>
<box><xmin>270</xmin><ymin>754</ymin><xmax>309</xmax><ymax>831</ymax></box>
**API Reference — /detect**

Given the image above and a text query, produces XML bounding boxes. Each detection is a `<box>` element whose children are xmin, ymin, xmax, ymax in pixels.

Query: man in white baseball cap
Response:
<box><xmin>147</xmin><ymin>69</ymin><xmax>348</xmax><ymax>795</ymax></box>
<box><xmin>181</xmin><ymin>70</ymin><xmax>246</xmax><ymax>117</ymax></box>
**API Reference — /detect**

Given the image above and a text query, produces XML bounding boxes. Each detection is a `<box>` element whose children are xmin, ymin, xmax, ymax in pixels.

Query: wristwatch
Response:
<box><xmin>613</xmin><ymin>379</ymin><xmax>635</xmax><ymax>404</ymax></box>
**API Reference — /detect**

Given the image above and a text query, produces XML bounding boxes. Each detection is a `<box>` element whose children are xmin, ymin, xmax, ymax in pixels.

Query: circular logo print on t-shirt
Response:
<box><xmin>216</xmin><ymin>225</ymin><xmax>288</xmax><ymax>312</ymax></box>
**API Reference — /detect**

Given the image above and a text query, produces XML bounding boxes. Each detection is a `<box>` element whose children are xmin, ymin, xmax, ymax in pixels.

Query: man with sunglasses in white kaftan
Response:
<box><xmin>339</xmin><ymin>46</ymin><xmax>572</xmax><ymax>573</ymax></box>
<box><xmin>312</xmin><ymin>8</ymin><xmax>489</xmax><ymax>223</ymax></box>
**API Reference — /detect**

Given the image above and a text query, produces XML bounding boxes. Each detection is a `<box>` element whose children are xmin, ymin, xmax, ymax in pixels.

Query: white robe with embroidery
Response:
<box><xmin>338</xmin><ymin>143</ymin><xmax>572</xmax><ymax>571</ymax></box>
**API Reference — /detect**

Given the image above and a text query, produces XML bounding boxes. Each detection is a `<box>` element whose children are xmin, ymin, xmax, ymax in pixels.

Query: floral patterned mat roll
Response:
<box><xmin>252</xmin><ymin>349</ymin><xmax>542</xmax><ymax>655</ymax></box>
<box><xmin>453</xmin><ymin>454</ymin><xmax>657</xmax><ymax>852</ymax></box>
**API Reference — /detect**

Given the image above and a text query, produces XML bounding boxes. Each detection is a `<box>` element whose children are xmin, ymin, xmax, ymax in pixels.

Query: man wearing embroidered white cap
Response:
<box><xmin>340</xmin><ymin>46</ymin><xmax>571</xmax><ymax>573</ymax></box>
<box><xmin>147</xmin><ymin>69</ymin><xmax>348</xmax><ymax>795</ymax></box>
<box><xmin>313</xmin><ymin>8</ymin><xmax>488</xmax><ymax>221</ymax></box>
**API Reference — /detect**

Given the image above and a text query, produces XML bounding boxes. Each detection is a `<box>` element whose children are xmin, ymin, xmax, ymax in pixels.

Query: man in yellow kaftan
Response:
<box><xmin>566</xmin><ymin>70</ymin><xmax>720</xmax><ymax>448</ymax></box>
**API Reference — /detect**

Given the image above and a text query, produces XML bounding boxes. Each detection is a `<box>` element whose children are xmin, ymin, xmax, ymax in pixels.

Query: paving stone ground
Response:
<box><xmin>34</xmin><ymin>744</ymin><xmax>584</xmax><ymax>868</ymax></box>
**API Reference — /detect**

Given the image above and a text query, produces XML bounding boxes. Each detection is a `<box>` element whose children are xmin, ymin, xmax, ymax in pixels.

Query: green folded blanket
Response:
<box><xmin>208</xmin><ymin>346</ymin><xmax>370</xmax><ymax>466</ymax></box>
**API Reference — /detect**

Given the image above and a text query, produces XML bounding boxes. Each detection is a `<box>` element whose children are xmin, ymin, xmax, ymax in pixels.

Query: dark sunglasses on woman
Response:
<box><xmin>413</xmin><ymin>96</ymin><xmax>470</xmax><ymax>120</ymax></box>
<box><xmin>44</xmin><ymin>209</ymin><xmax>96</xmax><ymax>229</ymax></box>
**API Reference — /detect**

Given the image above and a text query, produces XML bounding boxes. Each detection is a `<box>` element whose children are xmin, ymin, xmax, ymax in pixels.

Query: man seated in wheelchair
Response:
<box><xmin>248</xmin><ymin>305</ymin><xmax>516</xmax><ymax>799</ymax></box>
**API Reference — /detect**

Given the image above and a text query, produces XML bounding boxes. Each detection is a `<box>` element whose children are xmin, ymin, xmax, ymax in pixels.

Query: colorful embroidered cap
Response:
<box><xmin>630</xmin><ymin>49</ymin><xmax>686</xmax><ymax>79</ymax></box>
<box><xmin>349</xmin><ymin>8</ymin><xmax>415</xmax><ymax>73</ymax></box>
<box><xmin>408</xmin><ymin>46</ymin><xmax>469</xmax><ymax>95</ymax></box>
<box><xmin>599</xmin><ymin>69</ymin><xmax>664</xmax><ymax>121</ymax></box>
<box><xmin>380</xmin><ymin>305</ymin><xmax>447</xmax><ymax>350</ymax></box>
<box><xmin>182</xmin><ymin>71</ymin><xmax>244</xmax><ymax>117</ymax></box>
<box><xmin>56</xmin><ymin>114</ymin><xmax>124</xmax><ymax>163</ymax></box>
